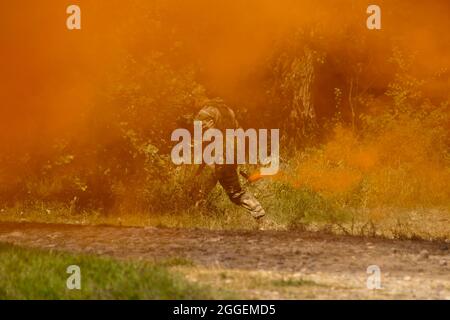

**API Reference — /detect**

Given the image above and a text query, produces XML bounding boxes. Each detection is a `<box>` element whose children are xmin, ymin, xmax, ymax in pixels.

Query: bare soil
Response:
<box><xmin>0</xmin><ymin>222</ymin><xmax>448</xmax><ymax>299</ymax></box>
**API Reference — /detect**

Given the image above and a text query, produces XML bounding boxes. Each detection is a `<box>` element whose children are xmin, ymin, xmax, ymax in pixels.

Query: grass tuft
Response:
<box><xmin>0</xmin><ymin>244</ymin><xmax>211</xmax><ymax>300</ymax></box>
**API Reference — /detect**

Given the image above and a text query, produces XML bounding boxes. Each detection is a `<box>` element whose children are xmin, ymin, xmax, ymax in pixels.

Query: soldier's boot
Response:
<box><xmin>216</xmin><ymin>164</ymin><xmax>266</xmax><ymax>220</ymax></box>
<box><xmin>230</xmin><ymin>191</ymin><xmax>266</xmax><ymax>220</ymax></box>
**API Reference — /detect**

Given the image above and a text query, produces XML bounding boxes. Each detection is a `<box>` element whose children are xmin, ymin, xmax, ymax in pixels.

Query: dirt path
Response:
<box><xmin>0</xmin><ymin>222</ymin><xmax>449</xmax><ymax>299</ymax></box>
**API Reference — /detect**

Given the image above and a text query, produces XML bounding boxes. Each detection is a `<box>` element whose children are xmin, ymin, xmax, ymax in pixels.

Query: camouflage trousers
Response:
<box><xmin>193</xmin><ymin>164</ymin><xmax>266</xmax><ymax>219</ymax></box>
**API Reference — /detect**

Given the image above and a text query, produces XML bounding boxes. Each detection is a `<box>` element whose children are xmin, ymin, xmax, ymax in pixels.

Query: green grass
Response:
<box><xmin>0</xmin><ymin>244</ymin><xmax>212</xmax><ymax>300</ymax></box>
<box><xmin>158</xmin><ymin>257</ymin><xmax>196</xmax><ymax>267</ymax></box>
<box><xmin>271</xmin><ymin>278</ymin><xmax>323</xmax><ymax>287</ymax></box>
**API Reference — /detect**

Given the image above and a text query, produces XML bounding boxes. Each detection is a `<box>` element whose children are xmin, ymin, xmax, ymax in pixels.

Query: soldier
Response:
<box><xmin>178</xmin><ymin>98</ymin><xmax>266</xmax><ymax>221</ymax></box>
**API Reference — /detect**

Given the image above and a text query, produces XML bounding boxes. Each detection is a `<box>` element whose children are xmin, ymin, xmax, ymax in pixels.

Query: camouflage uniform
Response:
<box><xmin>194</xmin><ymin>100</ymin><xmax>266</xmax><ymax>220</ymax></box>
